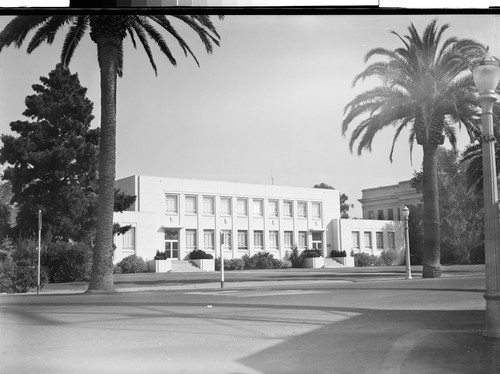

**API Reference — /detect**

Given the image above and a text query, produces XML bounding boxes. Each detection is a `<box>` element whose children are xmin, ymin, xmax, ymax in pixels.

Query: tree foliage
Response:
<box><xmin>0</xmin><ymin>14</ymin><xmax>222</xmax><ymax>292</ymax></box>
<box><xmin>411</xmin><ymin>147</ymin><xmax>484</xmax><ymax>263</ymax></box>
<box><xmin>342</xmin><ymin>19</ymin><xmax>484</xmax><ymax>277</ymax></box>
<box><xmin>313</xmin><ymin>182</ymin><xmax>354</xmax><ymax>218</ymax></box>
<box><xmin>0</xmin><ymin>64</ymin><xmax>98</xmax><ymax>242</ymax></box>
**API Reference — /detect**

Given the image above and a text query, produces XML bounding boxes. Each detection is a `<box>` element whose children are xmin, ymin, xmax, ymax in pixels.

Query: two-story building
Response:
<box><xmin>113</xmin><ymin>175</ymin><xmax>405</xmax><ymax>264</ymax></box>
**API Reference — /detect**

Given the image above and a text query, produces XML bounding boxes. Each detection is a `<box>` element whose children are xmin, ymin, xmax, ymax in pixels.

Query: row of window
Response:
<box><xmin>186</xmin><ymin>229</ymin><xmax>313</xmax><ymax>250</ymax></box>
<box><xmin>166</xmin><ymin>194</ymin><xmax>322</xmax><ymax>219</ymax></box>
<box><xmin>351</xmin><ymin>231</ymin><xmax>396</xmax><ymax>249</ymax></box>
<box><xmin>367</xmin><ymin>208</ymin><xmax>400</xmax><ymax>221</ymax></box>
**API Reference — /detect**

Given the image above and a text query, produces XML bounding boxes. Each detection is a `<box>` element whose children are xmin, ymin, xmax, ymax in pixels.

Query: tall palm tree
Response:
<box><xmin>0</xmin><ymin>15</ymin><xmax>221</xmax><ymax>292</ymax></box>
<box><xmin>342</xmin><ymin>19</ymin><xmax>484</xmax><ymax>278</ymax></box>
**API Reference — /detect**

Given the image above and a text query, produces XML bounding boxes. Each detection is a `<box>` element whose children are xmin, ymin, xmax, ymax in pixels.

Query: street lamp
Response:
<box><xmin>401</xmin><ymin>206</ymin><xmax>412</xmax><ymax>280</ymax></box>
<box><xmin>472</xmin><ymin>51</ymin><xmax>500</xmax><ymax>338</ymax></box>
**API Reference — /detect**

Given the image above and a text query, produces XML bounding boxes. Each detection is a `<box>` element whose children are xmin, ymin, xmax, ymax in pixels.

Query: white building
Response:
<box><xmin>359</xmin><ymin>180</ymin><xmax>422</xmax><ymax>221</ymax></box>
<box><xmin>113</xmin><ymin>175</ymin><xmax>405</xmax><ymax>264</ymax></box>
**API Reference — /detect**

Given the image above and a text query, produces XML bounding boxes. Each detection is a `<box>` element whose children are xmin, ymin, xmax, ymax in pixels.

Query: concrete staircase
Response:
<box><xmin>323</xmin><ymin>258</ymin><xmax>347</xmax><ymax>268</ymax></box>
<box><xmin>170</xmin><ymin>260</ymin><xmax>204</xmax><ymax>273</ymax></box>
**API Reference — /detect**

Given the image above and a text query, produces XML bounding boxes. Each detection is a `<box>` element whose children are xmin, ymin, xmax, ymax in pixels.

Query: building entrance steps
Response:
<box><xmin>323</xmin><ymin>257</ymin><xmax>347</xmax><ymax>268</ymax></box>
<box><xmin>170</xmin><ymin>260</ymin><xmax>204</xmax><ymax>272</ymax></box>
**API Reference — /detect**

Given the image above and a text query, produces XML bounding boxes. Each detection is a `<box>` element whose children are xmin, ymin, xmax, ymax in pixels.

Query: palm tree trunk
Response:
<box><xmin>86</xmin><ymin>35</ymin><xmax>120</xmax><ymax>293</ymax></box>
<box><xmin>422</xmin><ymin>143</ymin><xmax>442</xmax><ymax>278</ymax></box>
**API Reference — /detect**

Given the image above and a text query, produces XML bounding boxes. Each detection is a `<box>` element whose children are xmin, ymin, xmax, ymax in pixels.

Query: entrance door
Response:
<box><xmin>165</xmin><ymin>229</ymin><xmax>179</xmax><ymax>260</ymax></box>
<box><xmin>312</xmin><ymin>231</ymin><xmax>323</xmax><ymax>252</ymax></box>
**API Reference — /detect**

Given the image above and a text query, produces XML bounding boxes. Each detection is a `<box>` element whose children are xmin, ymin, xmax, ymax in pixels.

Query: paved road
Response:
<box><xmin>1</xmin><ymin>265</ymin><xmax>499</xmax><ymax>373</ymax></box>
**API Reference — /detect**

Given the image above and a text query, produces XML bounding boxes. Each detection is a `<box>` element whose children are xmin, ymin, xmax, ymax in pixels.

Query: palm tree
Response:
<box><xmin>342</xmin><ymin>19</ymin><xmax>484</xmax><ymax>278</ymax></box>
<box><xmin>0</xmin><ymin>15</ymin><xmax>221</xmax><ymax>292</ymax></box>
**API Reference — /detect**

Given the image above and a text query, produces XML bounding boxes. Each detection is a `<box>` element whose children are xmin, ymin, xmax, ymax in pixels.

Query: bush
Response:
<box><xmin>154</xmin><ymin>250</ymin><xmax>170</xmax><ymax>260</ymax></box>
<box><xmin>115</xmin><ymin>254</ymin><xmax>147</xmax><ymax>274</ymax></box>
<box><xmin>331</xmin><ymin>250</ymin><xmax>347</xmax><ymax>257</ymax></box>
<box><xmin>0</xmin><ymin>238</ymin><xmax>48</xmax><ymax>293</ymax></box>
<box><xmin>379</xmin><ymin>251</ymin><xmax>398</xmax><ymax>266</ymax></box>
<box><xmin>302</xmin><ymin>249</ymin><xmax>320</xmax><ymax>258</ymax></box>
<box><xmin>353</xmin><ymin>252</ymin><xmax>378</xmax><ymax>267</ymax></box>
<box><xmin>470</xmin><ymin>244</ymin><xmax>484</xmax><ymax>264</ymax></box>
<box><xmin>242</xmin><ymin>252</ymin><xmax>283</xmax><ymax>269</ymax></box>
<box><xmin>189</xmin><ymin>249</ymin><xmax>213</xmax><ymax>260</ymax></box>
<box><xmin>288</xmin><ymin>246</ymin><xmax>303</xmax><ymax>268</ymax></box>
<box><xmin>215</xmin><ymin>258</ymin><xmax>246</xmax><ymax>271</ymax></box>
<box><xmin>43</xmin><ymin>241</ymin><xmax>92</xmax><ymax>282</ymax></box>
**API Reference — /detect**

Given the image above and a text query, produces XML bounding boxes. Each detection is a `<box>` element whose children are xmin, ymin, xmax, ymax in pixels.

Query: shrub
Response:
<box><xmin>379</xmin><ymin>251</ymin><xmax>398</xmax><ymax>266</ymax></box>
<box><xmin>154</xmin><ymin>250</ymin><xmax>170</xmax><ymax>260</ymax></box>
<box><xmin>288</xmin><ymin>246</ymin><xmax>303</xmax><ymax>268</ymax></box>
<box><xmin>190</xmin><ymin>249</ymin><xmax>213</xmax><ymax>260</ymax></box>
<box><xmin>302</xmin><ymin>249</ymin><xmax>320</xmax><ymax>258</ymax></box>
<box><xmin>116</xmin><ymin>254</ymin><xmax>148</xmax><ymax>274</ymax></box>
<box><xmin>331</xmin><ymin>250</ymin><xmax>347</xmax><ymax>257</ymax></box>
<box><xmin>243</xmin><ymin>252</ymin><xmax>283</xmax><ymax>269</ymax></box>
<box><xmin>470</xmin><ymin>244</ymin><xmax>484</xmax><ymax>264</ymax></box>
<box><xmin>215</xmin><ymin>258</ymin><xmax>245</xmax><ymax>271</ymax></box>
<box><xmin>353</xmin><ymin>252</ymin><xmax>378</xmax><ymax>267</ymax></box>
<box><xmin>0</xmin><ymin>238</ymin><xmax>48</xmax><ymax>293</ymax></box>
<box><xmin>43</xmin><ymin>241</ymin><xmax>92</xmax><ymax>282</ymax></box>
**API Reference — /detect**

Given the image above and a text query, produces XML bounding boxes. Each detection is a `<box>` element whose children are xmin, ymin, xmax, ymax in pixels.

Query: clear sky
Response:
<box><xmin>0</xmin><ymin>12</ymin><xmax>498</xmax><ymax>216</ymax></box>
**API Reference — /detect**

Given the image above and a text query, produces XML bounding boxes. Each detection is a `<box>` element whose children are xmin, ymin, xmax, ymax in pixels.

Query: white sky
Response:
<box><xmin>0</xmin><ymin>12</ymin><xmax>498</xmax><ymax>217</ymax></box>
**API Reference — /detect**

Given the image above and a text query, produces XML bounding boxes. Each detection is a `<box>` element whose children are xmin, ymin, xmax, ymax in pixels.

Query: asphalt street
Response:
<box><xmin>1</xmin><ymin>265</ymin><xmax>499</xmax><ymax>374</ymax></box>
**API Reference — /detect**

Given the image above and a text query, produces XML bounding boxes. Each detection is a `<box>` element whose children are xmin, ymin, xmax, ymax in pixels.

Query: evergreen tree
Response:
<box><xmin>0</xmin><ymin>64</ymin><xmax>99</xmax><ymax>242</ymax></box>
<box><xmin>313</xmin><ymin>182</ymin><xmax>354</xmax><ymax>218</ymax></box>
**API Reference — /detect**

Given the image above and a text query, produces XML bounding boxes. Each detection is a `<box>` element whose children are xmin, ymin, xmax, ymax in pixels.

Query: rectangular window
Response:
<box><xmin>254</xmin><ymin>231</ymin><xmax>264</xmax><ymax>249</ymax></box>
<box><xmin>283</xmin><ymin>201</ymin><xmax>293</xmax><ymax>218</ymax></box>
<box><xmin>222</xmin><ymin>230</ymin><xmax>232</xmax><ymax>250</ymax></box>
<box><xmin>203</xmin><ymin>196</ymin><xmax>214</xmax><ymax>215</ymax></box>
<box><xmin>123</xmin><ymin>227</ymin><xmax>135</xmax><ymax>249</ymax></box>
<box><xmin>284</xmin><ymin>231</ymin><xmax>293</xmax><ymax>249</ymax></box>
<box><xmin>364</xmin><ymin>232</ymin><xmax>372</xmax><ymax>249</ymax></box>
<box><xmin>185</xmin><ymin>195</ymin><xmax>197</xmax><ymax>214</ymax></box>
<box><xmin>269</xmin><ymin>231</ymin><xmax>279</xmax><ymax>249</ymax></box>
<box><xmin>376</xmin><ymin>232</ymin><xmax>384</xmax><ymax>249</ymax></box>
<box><xmin>388</xmin><ymin>209</ymin><xmax>394</xmax><ymax>221</ymax></box>
<box><xmin>312</xmin><ymin>202</ymin><xmax>322</xmax><ymax>219</ymax></box>
<box><xmin>298</xmin><ymin>202</ymin><xmax>307</xmax><ymax>218</ymax></box>
<box><xmin>268</xmin><ymin>200</ymin><xmax>278</xmax><ymax>217</ymax></box>
<box><xmin>165</xmin><ymin>194</ymin><xmax>178</xmax><ymax>214</ymax></box>
<box><xmin>298</xmin><ymin>231</ymin><xmax>307</xmax><ymax>249</ymax></box>
<box><xmin>220</xmin><ymin>197</ymin><xmax>232</xmax><ymax>215</ymax></box>
<box><xmin>378</xmin><ymin>210</ymin><xmax>384</xmax><ymax>220</ymax></box>
<box><xmin>237</xmin><ymin>198</ymin><xmax>248</xmax><ymax>216</ymax></box>
<box><xmin>253</xmin><ymin>199</ymin><xmax>263</xmax><ymax>216</ymax></box>
<box><xmin>352</xmin><ymin>231</ymin><xmax>360</xmax><ymax>249</ymax></box>
<box><xmin>368</xmin><ymin>211</ymin><xmax>374</xmax><ymax>220</ymax></box>
<box><xmin>186</xmin><ymin>229</ymin><xmax>197</xmax><ymax>250</ymax></box>
<box><xmin>238</xmin><ymin>230</ymin><xmax>248</xmax><ymax>249</ymax></box>
<box><xmin>204</xmin><ymin>230</ymin><xmax>214</xmax><ymax>250</ymax></box>
<box><xmin>388</xmin><ymin>232</ymin><xmax>396</xmax><ymax>249</ymax></box>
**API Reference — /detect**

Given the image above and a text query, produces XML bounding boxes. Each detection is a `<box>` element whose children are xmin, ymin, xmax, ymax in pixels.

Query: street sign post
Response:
<box><xmin>220</xmin><ymin>231</ymin><xmax>224</xmax><ymax>289</ymax></box>
<box><xmin>37</xmin><ymin>210</ymin><xmax>42</xmax><ymax>295</ymax></box>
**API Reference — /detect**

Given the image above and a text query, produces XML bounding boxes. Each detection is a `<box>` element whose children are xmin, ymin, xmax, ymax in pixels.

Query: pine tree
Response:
<box><xmin>0</xmin><ymin>64</ymin><xmax>99</xmax><ymax>242</ymax></box>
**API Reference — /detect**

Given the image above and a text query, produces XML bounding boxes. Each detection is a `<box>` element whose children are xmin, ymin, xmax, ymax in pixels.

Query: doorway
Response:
<box><xmin>165</xmin><ymin>229</ymin><xmax>179</xmax><ymax>260</ymax></box>
<box><xmin>312</xmin><ymin>231</ymin><xmax>323</xmax><ymax>253</ymax></box>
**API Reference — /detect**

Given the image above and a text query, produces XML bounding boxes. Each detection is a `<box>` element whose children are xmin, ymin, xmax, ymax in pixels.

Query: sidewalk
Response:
<box><xmin>34</xmin><ymin>264</ymin><xmax>484</xmax><ymax>295</ymax></box>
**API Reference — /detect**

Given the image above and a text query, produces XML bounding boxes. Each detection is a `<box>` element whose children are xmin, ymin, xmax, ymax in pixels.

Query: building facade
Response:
<box><xmin>113</xmin><ymin>175</ymin><xmax>406</xmax><ymax>264</ymax></box>
<box><xmin>358</xmin><ymin>180</ymin><xmax>422</xmax><ymax>221</ymax></box>
<box><xmin>113</xmin><ymin>175</ymin><xmax>342</xmax><ymax>263</ymax></box>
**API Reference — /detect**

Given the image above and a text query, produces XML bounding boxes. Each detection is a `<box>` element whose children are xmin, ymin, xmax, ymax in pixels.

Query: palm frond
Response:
<box><xmin>61</xmin><ymin>16</ymin><xmax>88</xmax><ymax>66</ymax></box>
<box><xmin>0</xmin><ymin>15</ymin><xmax>51</xmax><ymax>51</ymax></box>
<box><xmin>27</xmin><ymin>16</ymin><xmax>72</xmax><ymax>53</ymax></box>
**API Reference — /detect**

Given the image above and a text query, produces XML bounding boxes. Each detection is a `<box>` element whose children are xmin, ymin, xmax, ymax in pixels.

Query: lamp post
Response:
<box><xmin>472</xmin><ymin>51</ymin><xmax>500</xmax><ymax>338</ymax></box>
<box><xmin>401</xmin><ymin>206</ymin><xmax>412</xmax><ymax>280</ymax></box>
